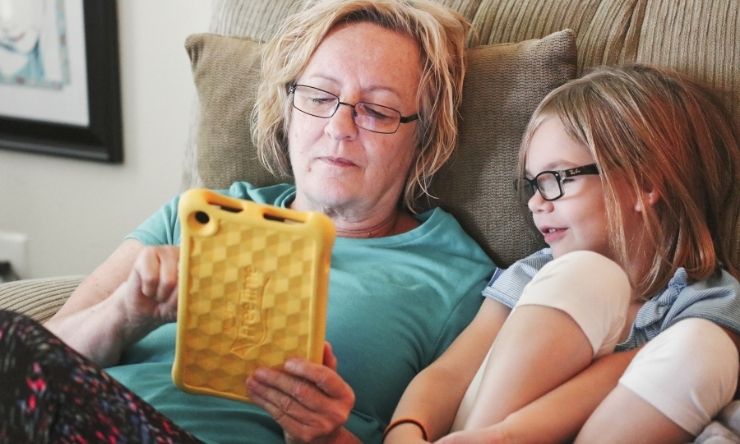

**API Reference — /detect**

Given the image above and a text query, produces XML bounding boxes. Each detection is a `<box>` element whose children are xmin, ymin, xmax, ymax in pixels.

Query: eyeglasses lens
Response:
<box><xmin>353</xmin><ymin>103</ymin><xmax>400</xmax><ymax>133</ymax></box>
<box><xmin>292</xmin><ymin>85</ymin><xmax>401</xmax><ymax>134</ymax></box>
<box><xmin>536</xmin><ymin>173</ymin><xmax>561</xmax><ymax>200</ymax></box>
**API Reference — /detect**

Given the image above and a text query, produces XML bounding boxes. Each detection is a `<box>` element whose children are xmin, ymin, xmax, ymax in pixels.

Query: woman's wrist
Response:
<box><xmin>44</xmin><ymin>299</ymin><xmax>127</xmax><ymax>366</ymax></box>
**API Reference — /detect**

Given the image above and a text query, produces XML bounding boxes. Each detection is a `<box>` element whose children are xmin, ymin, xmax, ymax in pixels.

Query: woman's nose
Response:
<box><xmin>325</xmin><ymin>103</ymin><xmax>358</xmax><ymax>140</ymax></box>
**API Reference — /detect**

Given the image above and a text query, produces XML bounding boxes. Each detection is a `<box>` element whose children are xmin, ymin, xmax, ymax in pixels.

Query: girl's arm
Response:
<box><xmin>384</xmin><ymin>298</ymin><xmax>510</xmax><ymax>443</ymax></box>
<box><xmin>722</xmin><ymin>328</ymin><xmax>740</xmax><ymax>398</ymax></box>
<box><xmin>482</xmin><ymin>328</ymin><xmax>740</xmax><ymax>443</ymax></box>
<box><xmin>437</xmin><ymin>348</ymin><xmax>639</xmax><ymax>444</ymax></box>
<box><xmin>502</xmin><ymin>349</ymin><xmax>639</xmax><ymax>441</ymax></box>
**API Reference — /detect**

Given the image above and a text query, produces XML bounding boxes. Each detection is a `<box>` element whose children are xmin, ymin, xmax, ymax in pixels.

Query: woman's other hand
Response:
<box><xmin>247</xmin><ymin>342</ymin><xmax>358</xmax><ymax>443</ymax></box>
<box><xmin>44</xmin><ymin>241</ymin><xmax>179</xmax><ymax>366</ymax></box>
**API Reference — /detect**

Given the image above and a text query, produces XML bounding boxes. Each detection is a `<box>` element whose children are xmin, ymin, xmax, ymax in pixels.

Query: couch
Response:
<box><xmin>1</xmin><ymin>0</ymin><xmax>738</xmax><ymax>441</ymax></box>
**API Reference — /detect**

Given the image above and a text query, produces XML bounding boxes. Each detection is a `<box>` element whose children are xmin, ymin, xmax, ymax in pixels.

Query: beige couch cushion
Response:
<box><xmin>469</xmin><ymin>0</ymin><xmax>738</xmax><ymax>123</ymax></box>
<box><xmin>185</xmin><ymin>29</ymin><xmax>576</xmax><ymax>266</ymax></box>
<box><xmin>0</xmin><ymin>276</ymin><xmax>83</xmax><ymax>323</ymax></box>
<box><xmin>208</xmin><ymin>0</ymin><xmax>736</xmax><ymax>121</ymax></box>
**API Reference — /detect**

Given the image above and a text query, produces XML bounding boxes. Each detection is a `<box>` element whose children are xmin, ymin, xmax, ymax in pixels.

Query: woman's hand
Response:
<box><xmin>92</xmin><ymin>245</ymin><xmax>181</xmax><ymax>363</ymax></box>
<box><xmin>247</xmin><ymin>342</ymin><xmax>357</xmax><ymax>443</ymax></box>
<box><xmin>115</xmin><ymin>246</ymin><xmax>180</xmax><ymax>333</ymax></box>
<box><xmin>44</xmin><ymin>242</ymin><xmax>179</xmax><ymax>366</ymax></box>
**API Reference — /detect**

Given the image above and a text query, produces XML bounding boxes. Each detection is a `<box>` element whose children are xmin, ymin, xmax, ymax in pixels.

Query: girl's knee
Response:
<box><xmin>620</xmin><ymin>318</ymin><xmax>738</xmax><ymax>435</ymax></box>
<box><xmin>519</xmin><ymin>251</ymin><xmax>631</xmax><ymax>357</ymax></box>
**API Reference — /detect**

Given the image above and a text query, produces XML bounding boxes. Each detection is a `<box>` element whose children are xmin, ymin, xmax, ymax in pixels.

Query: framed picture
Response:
<box><xmin>0</xmin><ymin>0</ymin><xmax>122</xmax><ymax>163</ymax></box>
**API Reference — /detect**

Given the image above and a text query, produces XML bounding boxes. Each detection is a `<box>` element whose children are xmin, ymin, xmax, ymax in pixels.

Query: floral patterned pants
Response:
<box><xmin>0</xmin><ymin>310</ymin><xmax>202</xmax><ymax>444</ymax></box>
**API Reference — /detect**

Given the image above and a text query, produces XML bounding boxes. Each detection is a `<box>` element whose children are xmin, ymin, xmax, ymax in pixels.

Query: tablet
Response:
<box><xmin>172</xmin><ymin>189</ymin><xmax>335</xmax><ymax>402</ymax></box>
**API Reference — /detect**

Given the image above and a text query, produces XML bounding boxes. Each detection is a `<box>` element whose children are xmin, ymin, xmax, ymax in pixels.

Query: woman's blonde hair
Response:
<box><xmin>519</xmin><ymin>64</ymin><xmax>739</xmax><ymax>299</ymax></box>
<box><xmin>252</xmin><ymin>0</ymin><xmax>469</xmax><ymax>212</ymax></box>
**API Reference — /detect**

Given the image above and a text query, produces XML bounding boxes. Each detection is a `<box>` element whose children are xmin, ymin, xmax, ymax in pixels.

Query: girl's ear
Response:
<box><xmin>634</xmin><ymin>187</ymin><xmax>660</xmax><ymax>212</ymax></box>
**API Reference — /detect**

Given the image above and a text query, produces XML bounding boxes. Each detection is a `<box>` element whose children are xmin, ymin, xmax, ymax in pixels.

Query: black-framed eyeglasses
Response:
<box><xmin>288</xmin><ymin>84</ymin><xmax>418</xmax><ymax>134</ymax></box>
<box><xmin>514</xmin><ymin>163</ymin><xmax>600</xmax><ymax>201</ymax></box>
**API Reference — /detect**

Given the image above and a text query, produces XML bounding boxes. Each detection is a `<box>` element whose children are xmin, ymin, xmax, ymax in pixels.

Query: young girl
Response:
<box><xmin>384</xmin><ymin>64</ymin><xmax>740</xmax><ymax>443</ymax></box>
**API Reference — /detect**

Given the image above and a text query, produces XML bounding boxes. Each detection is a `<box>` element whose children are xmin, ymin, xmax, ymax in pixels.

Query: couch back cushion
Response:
<box><xmin>470</xmin><ymin>0</ymin><xmax>737</xmax><ymax>120</ymax></box>
<box><xmin>207</xmin><ymin>0</ymin><xmax>737</xmax><ymax>123</ymax></box>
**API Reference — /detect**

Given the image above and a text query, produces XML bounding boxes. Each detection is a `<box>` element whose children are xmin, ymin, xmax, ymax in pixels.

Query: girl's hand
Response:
<box><xmin>247</xmin><ymin>342</ymin><xmax>357</xmax><ymax>443</ymax></box>
<box><xmin>386</xmin><ymin>438</ymin><xmax>428</xmax><ymax>444</ymax></box>
<box><xmin>434</xmin><ymin>425</ymin><xmax>510</xmax><ymax>444</ymax></box>
<box><xmin>117</xmin><ymin>246</ymin><xmax>180</xmax><ymax>332</ymax></box>
<box><xmin>383</xmin><ymin>426</ymin><xmax>430</xmax><ymax>444</ymax></box>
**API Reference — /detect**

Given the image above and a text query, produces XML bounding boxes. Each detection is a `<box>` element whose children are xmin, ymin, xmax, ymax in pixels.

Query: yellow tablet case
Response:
<box><xmin>172</xmin><ymin>189</ymin><xmax>335</xmax><ymax>403</ymax></box>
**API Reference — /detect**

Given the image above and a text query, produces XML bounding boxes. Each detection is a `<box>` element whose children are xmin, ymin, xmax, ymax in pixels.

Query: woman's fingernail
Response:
<box><xmin>285</xmin><ymin>359</ymin><xmax>301</xmax><ymax>371</ymax></box>
<box><xmin>253</xmin><ymin>368</ymin><xmax>271</xmax><ymax>380</ymax></box>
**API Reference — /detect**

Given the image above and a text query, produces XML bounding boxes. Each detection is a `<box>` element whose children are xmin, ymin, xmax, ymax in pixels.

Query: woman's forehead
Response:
<box><xmin>301</xmin><ymin>22</ymin><xmax>421</xmax><ymax>96</ymax></box>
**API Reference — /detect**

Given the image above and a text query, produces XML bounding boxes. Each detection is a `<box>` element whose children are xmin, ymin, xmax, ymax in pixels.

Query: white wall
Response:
<box><xmin>0</xmin><ymin>0</ymin><xmax>212</xmax><ymax>278</ymax></box>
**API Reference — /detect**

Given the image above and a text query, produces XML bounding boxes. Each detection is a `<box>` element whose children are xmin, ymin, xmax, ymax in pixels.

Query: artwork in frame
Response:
<box><xmin>0</xmin><ymin>0</ymin><xmax>122</xmax><ymax>163</ymax></box>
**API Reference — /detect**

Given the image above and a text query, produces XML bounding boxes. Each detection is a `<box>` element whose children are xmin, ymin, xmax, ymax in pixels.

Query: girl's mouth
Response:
<box><xmin>541</xmin><ymin>227</ymin><xmax>567</xmax><ymax>243</ymax></box>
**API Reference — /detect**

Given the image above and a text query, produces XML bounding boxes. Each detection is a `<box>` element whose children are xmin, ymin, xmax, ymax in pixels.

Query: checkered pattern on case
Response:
<box><xmin>180</xmin><ymin>218</ymin><xmax>319</xmax><ymax>399</ymax></box>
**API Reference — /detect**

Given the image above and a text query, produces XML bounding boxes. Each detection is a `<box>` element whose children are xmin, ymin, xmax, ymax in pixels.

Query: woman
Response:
<box><xmin>1</xmin><ymin>1</ymin><xmax>493</xmax><ymax>443</ymax></box>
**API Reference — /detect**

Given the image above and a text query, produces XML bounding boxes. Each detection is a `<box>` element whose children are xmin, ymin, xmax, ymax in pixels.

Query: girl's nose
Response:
<box><xmin>528</xmin><ymin>190</ymin><xmax>553</xmax><ymax>213</ymax></box>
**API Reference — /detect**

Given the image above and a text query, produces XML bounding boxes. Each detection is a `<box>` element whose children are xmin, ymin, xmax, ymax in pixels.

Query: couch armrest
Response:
<box><xmin>0</xmin><ymin>276</ymin><xmax>83</xmax><ymax>323</ymax></box>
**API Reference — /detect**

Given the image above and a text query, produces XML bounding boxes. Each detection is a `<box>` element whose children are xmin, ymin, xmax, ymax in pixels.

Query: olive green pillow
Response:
<box><xmin>185</xmin><ymin>34</ymin><xmax>273</xmax><ymax>190</ymax></box>
<box><xmin>432</xmin><ymin>29</ymin><xmax>577</xmax><ymax>266</ymax></box>
<box><xmin>185</xmin><ymin>29</ymin><xmax>576</xmax><ymax>266</ymax></box>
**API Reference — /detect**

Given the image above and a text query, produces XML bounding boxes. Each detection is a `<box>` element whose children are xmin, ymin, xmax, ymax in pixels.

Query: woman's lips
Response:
<box><xmin>319</xmin><ymin>156</ymin><xmax>357</xmax><ymax>167</ymax></box>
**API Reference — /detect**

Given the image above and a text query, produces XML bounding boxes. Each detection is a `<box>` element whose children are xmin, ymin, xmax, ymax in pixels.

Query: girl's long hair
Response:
<box><xmin>519</xmin><ymin>64</ymin><xmax>739</xmax><ymax>298</ymax></box>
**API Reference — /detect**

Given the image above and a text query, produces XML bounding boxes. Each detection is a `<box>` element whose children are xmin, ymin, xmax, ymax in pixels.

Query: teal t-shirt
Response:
<box><xmin>107</xmin><ymin>182</ymin><xmax>494</xmax><ymax>444</ymax></box>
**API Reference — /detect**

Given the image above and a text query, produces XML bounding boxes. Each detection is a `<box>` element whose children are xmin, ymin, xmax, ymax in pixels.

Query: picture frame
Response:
<box><xmin>0</xmin><ymin>0</ymin><xmax>122</xmax><ymax>163</ymax></box>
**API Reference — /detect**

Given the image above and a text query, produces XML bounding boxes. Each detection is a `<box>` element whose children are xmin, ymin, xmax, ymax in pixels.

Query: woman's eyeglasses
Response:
<box><xmin>514</xmin><ymin>164</ymin><xmax>600</xmax><ymax>201</ymax></box>
<box><xmin>289</xmin><ymin>84</ymin><xmax>418</xmax><ymax>134</ymax></box>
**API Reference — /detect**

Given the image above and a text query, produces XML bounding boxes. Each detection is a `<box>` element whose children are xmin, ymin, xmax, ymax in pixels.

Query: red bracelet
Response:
<box><xmin>383</xmin><ymin>418</ymin><xmax>428</xmax><ymax>440</ymax></box>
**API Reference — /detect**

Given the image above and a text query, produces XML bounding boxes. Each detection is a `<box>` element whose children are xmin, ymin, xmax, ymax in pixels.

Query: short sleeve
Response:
<box><xmin>482</xmin><ymin>248</ymin><xmax>552</xmax><ymax>308</ymax></box>
<box><xmin>125</xmin><ymin>194</ymin><xmax>182</xmax><ymax>246</ymax></box>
